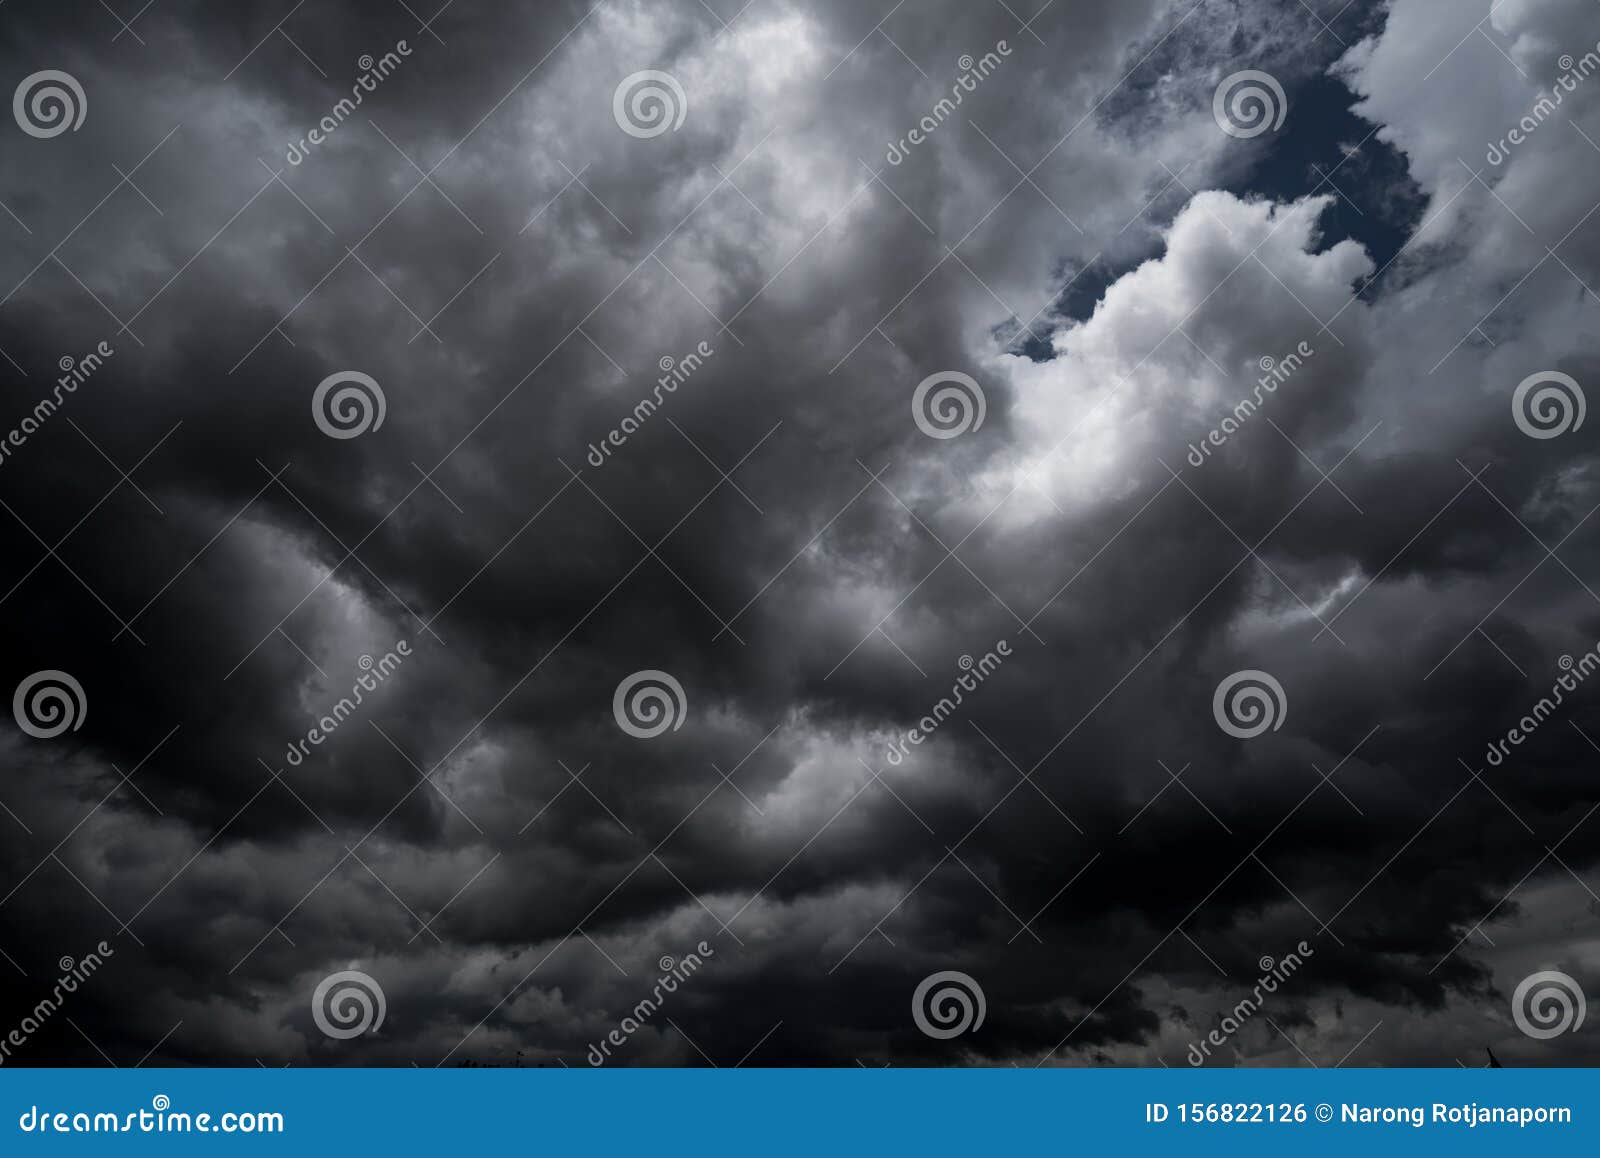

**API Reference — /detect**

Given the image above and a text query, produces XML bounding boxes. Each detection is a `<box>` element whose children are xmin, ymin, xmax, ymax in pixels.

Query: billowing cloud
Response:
<box><xmin>0</xmin><ymin>0</ymin><xmax>1597</xmax><ymax>1069</ymax></box>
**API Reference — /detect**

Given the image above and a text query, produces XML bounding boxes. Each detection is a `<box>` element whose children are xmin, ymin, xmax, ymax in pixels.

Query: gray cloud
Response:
<box><xmin>0</xmin><ymin>0</ymin><xmax>1597</xmax><ymax>1070</ymax></box>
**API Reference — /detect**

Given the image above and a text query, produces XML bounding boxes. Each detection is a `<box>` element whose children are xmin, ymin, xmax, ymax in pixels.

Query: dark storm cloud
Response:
<box><xmin>0</xmin><ymin>0</ymin><xmax>1597</xmax><ymax>1071</ymax></box>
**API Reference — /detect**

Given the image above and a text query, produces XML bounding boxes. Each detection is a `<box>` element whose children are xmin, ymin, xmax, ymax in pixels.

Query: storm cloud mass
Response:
<box><xmin>0</xmin><ymin>0</ymin><xmax>1598</xmax><ymax>1068</ymax></box>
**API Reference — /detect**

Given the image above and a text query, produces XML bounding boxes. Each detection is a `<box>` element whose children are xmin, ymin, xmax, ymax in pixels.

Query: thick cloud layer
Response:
<box><xmin>0</xmin><ymin>0</ymin><xmax>1597</xmax><ymax>1068</ymax></box>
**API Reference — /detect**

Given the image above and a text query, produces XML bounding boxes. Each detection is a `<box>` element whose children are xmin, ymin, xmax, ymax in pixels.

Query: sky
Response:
<box><xmin>0</xmin><ymin>0</ymin><xmax>1597</xmax><ymax>1068</ymax></box>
